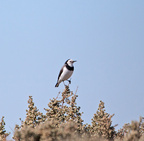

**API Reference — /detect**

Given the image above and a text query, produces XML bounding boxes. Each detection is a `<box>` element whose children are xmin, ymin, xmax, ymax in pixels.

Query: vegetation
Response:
<box><xmin>1</xmin><ymin>86</ymin><xmax>144</xmax><ymax>141</ymax></box>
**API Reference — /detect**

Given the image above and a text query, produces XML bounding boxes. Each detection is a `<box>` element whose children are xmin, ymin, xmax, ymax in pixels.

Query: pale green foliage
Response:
<box><xmin>116</xmin><ymin>117</ymin><xmax>144</xmax><ymax>141</ymax></box>
<box><xmin>44</xmin><ymin>86</ymin><xmax>84</xmax><ymax>132</ymax></box>
<box><xmin>0</xmin><ymin>116</ymin><xmax>10</xmax><ymax>140</ymax></box>
<box><xmin>91</xmin><ymin>101</ymin><xmax>116</xmax><ymax>140</ymax></box>
<box><xmin>14</xmin><ymin>86</ymin><xmax>85</xmax><ymax>141</ymax></box>
<box><xmin>2</xmin><ymin>85</ymin><xmax>144</xmax><ymax>141</ymax></box>
<box><xmin>18</xmin><ymin>96</ymin><xmax>45</xmax><ymax>129</ymax></box>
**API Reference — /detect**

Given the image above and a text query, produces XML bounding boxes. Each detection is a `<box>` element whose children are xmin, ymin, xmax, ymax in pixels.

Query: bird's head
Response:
<box><xmin>65</xmin><ymin>59</ymin><xmax>77</xmax><ymax>67</ymax></box>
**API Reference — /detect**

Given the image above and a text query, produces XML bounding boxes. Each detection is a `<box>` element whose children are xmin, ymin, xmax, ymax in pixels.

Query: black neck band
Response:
<box><xmin>66</xmin><ymin>64</ymin><xmax>74</xmax><ymax>71</ymax></box>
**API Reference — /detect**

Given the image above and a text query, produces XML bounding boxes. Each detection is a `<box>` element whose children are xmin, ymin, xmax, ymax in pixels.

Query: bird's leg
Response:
<box><xmin>67</xmin><ymin>78</ymin><xmax>71</xmax><ymax>85</ymax></box>
<box><xmin>63</xmin><ymin>81</ymin><xmax>66</xmax><ymax>86</ymax></box>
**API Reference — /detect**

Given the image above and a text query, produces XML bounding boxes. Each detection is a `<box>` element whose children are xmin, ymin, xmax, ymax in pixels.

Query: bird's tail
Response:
<box><xmin>55</xmin><ymin>83</ymin><xmax>59</xmax><ymax>87</ymax></box>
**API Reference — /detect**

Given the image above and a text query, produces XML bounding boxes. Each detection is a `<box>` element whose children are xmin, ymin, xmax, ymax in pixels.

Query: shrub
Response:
<box><xmin>0</xmin><ymin>116</ymin><xmax>10</xmax><ymax>141</ymax></box>
<box><xmin>1</xmin><ymin>85</ymin><xmax>144</xmax><ymax>141</ymax></box>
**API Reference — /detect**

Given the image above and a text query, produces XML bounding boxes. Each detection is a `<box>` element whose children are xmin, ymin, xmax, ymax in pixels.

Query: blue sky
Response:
<box><xmin>0</xmin><ymin>0</ymin><xmax>144</xmax><ymax>138</ymax></box>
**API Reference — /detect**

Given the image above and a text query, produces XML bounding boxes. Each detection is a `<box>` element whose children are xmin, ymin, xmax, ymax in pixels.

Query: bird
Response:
<box><xmin>55</xmin><ymin>59</ymin><xmax>76</xmax><ymax>87</ymax></box>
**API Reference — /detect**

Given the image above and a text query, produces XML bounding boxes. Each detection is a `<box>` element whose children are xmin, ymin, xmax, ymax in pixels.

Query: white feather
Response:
<box><xmin>58</xmin><ymin>67</ymin><xmax>73</xmax><ymax>84</ymax></box>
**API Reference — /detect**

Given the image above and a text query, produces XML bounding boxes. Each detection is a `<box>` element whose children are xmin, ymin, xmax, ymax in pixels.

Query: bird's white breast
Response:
<box><xmin>58</xmin><ymin>67</ymin><xmax>73</xmax><ymax>82</ymax></box>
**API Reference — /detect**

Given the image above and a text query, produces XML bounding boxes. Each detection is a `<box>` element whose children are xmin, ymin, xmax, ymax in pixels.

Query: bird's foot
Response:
<box><xmin>67</xmin><ymin>79</ymin><xmax>71</xmax><ymax>84</ymax></box>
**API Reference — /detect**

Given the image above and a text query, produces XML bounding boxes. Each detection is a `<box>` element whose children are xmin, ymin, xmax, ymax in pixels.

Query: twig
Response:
<box><xmin>74</xmin><ymin>86</ymin><xmax>79</xmax><ymax>96</ymax></box>
<box><xmin>56</xmin><ymin>91</ymin><xmax>61</xmax><ymax>99</ymax></box>
<box><xmin>9</xmin><ymin>126</ymin><xmax>14</xmax><ymax>134</ymax></box>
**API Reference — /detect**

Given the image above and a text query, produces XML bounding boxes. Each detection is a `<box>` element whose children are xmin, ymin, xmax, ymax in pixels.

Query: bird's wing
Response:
<box><xmin>57</xmin><ymin>65</ymin><xmax>65</xmax><ymax>81</ymax></box>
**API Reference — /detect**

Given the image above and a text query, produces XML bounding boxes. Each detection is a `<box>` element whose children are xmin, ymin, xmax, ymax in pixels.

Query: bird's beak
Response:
<box><xmin>73</xmin><ymin>60</ymin><xmax>77</xmax><ymax>63</ymax></box>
